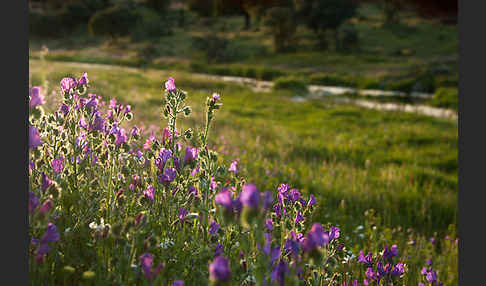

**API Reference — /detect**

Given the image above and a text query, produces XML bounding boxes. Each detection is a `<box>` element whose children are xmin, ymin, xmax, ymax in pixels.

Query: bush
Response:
<box><xmin>187</xmin><ymin>0</ymin><xmax>217</xmax><ymax>17</ymax></box>
<box><xmin>337</xmin><ymin>24</ymin><xmax>360</xmax><ymax>53</ymax></box>
<box><xmin>299</xmin><ymin>0</ymin><xmax>358</xmax><ymax>50</ymax></box>
<box><xmin>308</xmin><ymin>73</ymin><xmax>357</xmax><ymax>87</ymax></box>
<box><xmin>88</xmin><ymin>6</ymin><xmax>138</xmax><ymax>39</ymax></box>
<box><xmin>130</xmin><ymin>7</ymin><xmax>173</xmax><ymax>42</ymax></box>
<box><xmin>429</xmin><ymin>87</ymin><xmax>458</xmax><ymax>110</ymax></box>
<box><xmin>273</xmin><ymin>76</ymin><xmax>309</xmax><ymax>94</ymax></box>
<box><xmin>29</xmin><ymin>11</ymin><xmax>68</xmax><ymax>38</ymax></box>
<box><xmin>263</xmin><ymin>7</ymin><xmax>298</xmax><ymax>53</ymax></box>
<box><xmin>191</xmin><ymin>34</ymin><xmax>240</xmax><ymax>63</ymax></box>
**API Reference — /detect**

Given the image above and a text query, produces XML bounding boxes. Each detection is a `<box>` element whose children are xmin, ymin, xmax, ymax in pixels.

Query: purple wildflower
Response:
<box><xmin>59</xmin><ymin>103</ymin><xmax>70</xmax><ymax>116</ymax></box>
<box><xmin>89</xmin><ymin>112</ymin><xmax>105</xmax><ymax>132</ymax></box>
<box><xmin>115</xmin><ymin>128</ymin><xmax>127</xmax><ymax>146</ymax></box>
<box><xmin>284</xmin><ymin>238</ymin><xmax>300</xmax><ymax>257</ymax></box>
<box><xmin>288</xmin><ymin>188</ymin><xmax>302</xmax><ymax>203</ymax></box>
<box><xmin>140</xmin><ymin>253</ymin><xmax>163</xmax><ymax>280</ymax></box>
<box><xmin>211</xmin><ymin>93</ymin><xmax>221</xmax><ymax>102</ymax></box>
<box><xmin>36</xmin><ymin>223</ymin><xmax>60</xmax><ymax>262</ymax></box>
<box><xmin>165</xmin><ymin>77</ymin><xmax>176</xmax><ymax>92</ymax></box>
<box><xmin>29</xmin><ymin>86</ymin><xmax>45</xmax><ymax>108</ymax></box>
<box><xmin>271</xmin><ymin>260</ymin><xmax>289</xmax><ymax>286</ymax></box>
<box><xmin>264</xmin><ymin>232</ymin><xmax>272</xmax><ymax>255</ymax></box>
<box><xmin>358</xmin><ymin>251</ymin><xmax>373</xmax><ymax>266</ymax></box>
<box><xmin>329</xmin><ymin>226</ymin><xmax>340</xmax><ymax>241</ymax></box>
<box><xmin>51</xmin><ymin>157</ymin><xmax>64</xmax><ymax>174</ymax></box>
<box><xmin>178</xmin><ymin>208</ymin><xmax>188</xmax><ymax>224</ymax></box>
<box><xmin>60</xmin><ymin>77</ymin><xmax>76</xmax><ymax>94</ymax></box>
<box><xmin>426</xmin><ymin>269</ymin><xmax>437</xmax><ymax>283</ymax></box>
<box><xmin>29</xmin><ymin>192</ymin><xmax>40</xmax><ymax>214</ymax></box>
<box><xmin>184</xmin><ymin>146</ymin><xmax>198</xmax><ymax>164</ymax></box>
<box><xmin>303</xmin><ymin>223</ymin><xmax>329</xmax><ymax>252</ymax></box>
<box><xmin>295</xmin><ymin>211</ymin><xmax>304</xmax><ymax>224</ymax></box>
<box><xmin>156</xmin><ymin>149</ymin><xmax>172</xmax><ymax>171</ymax></box>
<box><xmin>173</xmin><ymin>281</ymin><xmax>184</xmax><ymax>286</ymax></box>
<box><xmin>86</xmin><ymin>94</ymin><xmax>99</xmax><ymax>111</ymax></box>
<box><xmin>124</xmin><ymin>105</ymin><xmax>131</xmax><ymax>114</ymax></box>
<box><xmin>210</xmin><ymin>177</ymin><xmax>218</xmax><ymax>191</ymax></box>
<box><xmin>262</xmin><ymin>191</ymin><xmax>273</xmax><ymax>211</ymax></box>
<box><xmin>158</xmin><ymin>168</ymin><xmax>177</xmax><ymax>185</ymax></box>
<box><xmin>265</xmin><ymin>218</ymin><xmax>273</xmax><ymax>232</ymax></box>
<box><xmin>144</xmin><ymin>185</ymin><xmax>155</xmax><ymax>201</ymax></box>
<box><xmin>209</xmin><ymin>256</ymin><xmax>231</xmax><ymax>282</ymax></box>
<box><xmin>215</xmin><ymin>188</ymin><xmax>233</xmax><ymax>211</ymax></box>
<box><xmin>41</xmin><ymin>173</ymin><xmax>53</xmax><ymax>192</ymax></box>
<box><xmin>29</xmin><ymin>126</ymin><xmax>42</xmax><ymax>148</ymax></box>
<box><xmin>240</xmin><ymin>183</ymin><xmax>259</xmax><ymax>209</ymax></box>
<box><xmin>365</xmin><ymin>267</ymin><xmax>376</xmax><ymax>281</ymax></box>
<box><xmin>209</xmin><ymin>220</ymin><xmax>220</xmax><ymax>235</ymax></box>
<box><xmin>188</xmin><ymin>186</ymin><xmax>198</xmax><ymax>197</ymax></box>
<box><xmin>228</xmin><ymin>160</ymin><xmax>238</xmax><ymax>173</ymax></box>
<box><xmin>77</xmin><ymin>72</ymin><xmax>89</xmax><ymax>86</ymax></box>
<box><xmin>131</xmin><ymin>125</ymin><xmax>140</xmax><ymax>137</ymax></box>
<box><xmin>215</xmin><ymin>243</ymin><xmax>224</xmax><ymax>257</ymax></box>
<box><xmin>38</xmin><ymin>199</ymin><xmax>53</xmax><ymax>217</ymax></box>
<box><xmin>383</xmin><ymin>245</ymin><xmax>398</xmax><ymax>260</ymax></box>
<box><xmin>307</xmin><ymin>194</ymin><xmax>317</xmax><ymax>208</ymax></box>
<box><xmin>271</xmin><ymin>246</ymin><xmax>281</xmax><ymax>264</ymax></box>
<box><xmin>391</xmin><ymin>263</ymin><xmax>405</xmax><ymax>276</ymax></box>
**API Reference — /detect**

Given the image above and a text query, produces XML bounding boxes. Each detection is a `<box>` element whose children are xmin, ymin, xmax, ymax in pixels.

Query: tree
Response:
<box><xmin>298</xmin><ymin>0</ymin><xmax>358</xmax><ymax>50</ymax></box>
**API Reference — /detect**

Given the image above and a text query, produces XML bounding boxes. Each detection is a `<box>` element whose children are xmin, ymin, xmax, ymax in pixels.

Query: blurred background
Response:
<box><xmin>29</xmin><ymin>1</ymin><xmax>458</xmax><ymax>284</ymax></box>
<box><xmin>29</xmin><ymin>0</ymin><xmax>457</xmax><ymax>108</ymax></box>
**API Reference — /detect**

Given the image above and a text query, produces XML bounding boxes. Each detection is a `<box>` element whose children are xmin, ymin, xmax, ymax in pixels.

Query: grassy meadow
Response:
<box><xmin>29</xmin><ymin>58</ymin><xmax>457</xmax><ymax>284</ymax></box>
<box><xmin>28</xmin><ymin>2</ymin><xmax>458</xmax><ymax>284</ymax></box>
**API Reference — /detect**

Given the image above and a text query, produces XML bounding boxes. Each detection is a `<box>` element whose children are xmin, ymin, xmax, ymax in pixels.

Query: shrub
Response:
<box><xmin>29</xmin><ymin>11</ymin><xmax>68</xmax><ymax>38</ymax></box>
<box><xmin>429</xmin><ymin>87</ymin><xmax>458</xmax><ymax>110</ymax></box>
<box><xmin>88</xmin><ymin>6</ymin><xmax>138</xmax><ymax>39</ymax></box>
<box><xmin>337</xmin><ymin>24</ymin><xmax>360</xmax><ymax>53</ymax></box>
<box><xmin>187</xmin><ymin>0</ymin><xmax>217</xmax><ymax>17</ymax></box>
<box><xmin>191</xmin><ymin>34</ymin><xmax>240</xmax><ymax>63</ymax></box>
<box><xmin>308</xmin><ymin>73</ymin><xmax>358</xmax><ymax>87</ymax></box>
<box><xmin>263</xmin><ymin>6</ymin><xmax>298</xmax><ymax>53</ymax></box>
<box><xmin>273</xmin><ymin>76</ymin><xmax>308</xmax><ymax>94</ymax></box>
<box><xmin>130</xmin><ymin>7</ymin><xmax>173</xmax><ymax>42</ymax></box>
<box><xmin>298</xmin><ymin>0</ymin><xmax>358</xmax><ymax>50</ymax></box>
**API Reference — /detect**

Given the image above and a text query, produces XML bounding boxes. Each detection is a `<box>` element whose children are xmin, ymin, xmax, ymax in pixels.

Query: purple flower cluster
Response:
<box><xmin>357</xmin><ymin>245</ymin><xmax>406</xmax><ymax>284</ymax></box>
<box><xmin>140</xmin><ymin>253</ymin><xmax>163</xmax><ymax>280</ymax></box>
<box><xmin>31</xmin><ymin>223</ymin><xmax>60</xmax><ymax>263</ymax></box>
<box><xmin>420</xmin><ymin>260</ymin><xmax>443</xmax><ymax>286</ymax></box>
<box><xmin>209</xmin><ymin>256</ymin><xmax>231</xmax><ymax>282</ymax></box>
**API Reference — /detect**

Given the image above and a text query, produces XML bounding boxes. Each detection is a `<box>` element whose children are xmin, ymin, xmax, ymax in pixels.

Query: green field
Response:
<box><xmin>28</xmin><ymin>4</ymin><xmax>458</xmax><ymax>282</ymax></box>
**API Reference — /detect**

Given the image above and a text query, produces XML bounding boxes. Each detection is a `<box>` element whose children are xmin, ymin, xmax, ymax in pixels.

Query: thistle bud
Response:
<box><xmin>183</xmin><ymin>106</ymin><xmax>191</xmax><ymax>116</ymax></box>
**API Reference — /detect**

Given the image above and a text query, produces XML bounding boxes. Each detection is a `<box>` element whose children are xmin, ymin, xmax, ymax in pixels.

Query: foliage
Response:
<box><xmin>88</xmin><ymin>5</ymin><xmax>138</xmax><ymax>39</ymax></box>
<box><xmin>273</xmin><ymin>76</ymin><xmax>308</xmax><ymax>95</ymax></box>
<box><xmin>187</xmin><ymin>0</ymin><xmax>218</xmax><ymax>17</ymax></box>
<box><xmin>337</xmin><ymin>24</ymin><xmax>360</xmax><ymax>53</ymax></box>
<box><xmin>298</xmin><ymin>0</ymin><xmax>358</xmax><ymax>49</ymax></box>
<box><xmin>263</xmin><ymin>6</ymin><xmax>298</xmax><ymax>53</ymax></box>
<box><xmin>130</xmin><ymin>7</ymin><xmax>173</xmax><ymax>42</ymax></box>
<box><xmin>428</xmin><ymin>87</ymin><xmax>458</xmax><ymax>110</ymax></box>
<box><xmin>144</xmin><ymin>0</ymin><xmax>171</xmax><ymax>14</ymax></box>
<box><xmin>191</xmin><ymin>34</ymin><xmax>241</xmax><ymax>63</ymax></box>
